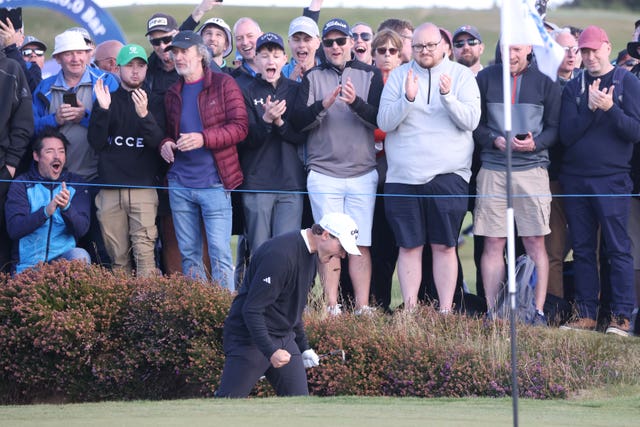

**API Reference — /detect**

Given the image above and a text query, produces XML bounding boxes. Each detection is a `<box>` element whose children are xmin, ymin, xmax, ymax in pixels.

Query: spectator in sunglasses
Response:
<box><xmin>615</xmin><ymin>48</ymin><xmax>638</xmax><ymax>71</ymax></box>
<box><xmin>351</xmin><ymin>22</ymin><xmax>373</xmax><ymax>65</ymax></box>
<box><xmin>293</xmin><ymin>18</ymin><xmax>383</xmax><ymax>315</ymax></box>
<box><xmin>452</xmin><ymin>25</ymin><xmax>484</xmax><ymax>75</ymax></box>
<box><xmin>21</xmin><ymin>35</ymin><xmax>46</xmax><ymax>70</ymax></box>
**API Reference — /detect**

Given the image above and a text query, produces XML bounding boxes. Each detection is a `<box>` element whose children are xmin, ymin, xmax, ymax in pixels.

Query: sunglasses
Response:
<box><xmin>375</xmin><ymin>47</ymin><xmax>399</xmax><ymax>56</ymax></box>
<box><xmin>149</xmin><ymin>36</ymin><xmax>173</xmax><ymax>46</ymax></box>
<box><xmin>452</xmin><ymin>38</ymin><xmax>481</xmax><ymax>49</ymax></box>
<box><xmin>22</xmin><ymin>48</ymin><xmax>45</xmax><ymax>57</ymax></box>
<box><xmin>623</xmin><ymin>59</ymin><xmax>639</xmax><ymax>67</ymax></box>
<box><xmin>322</xmin><ymin>37</ymin><xmax>348</xmax><ymax>48</ymax></box>
<box><xmin>352</xmin><ymin>32</ymin><xmax>372</xmax><ymax>42</ymax></box>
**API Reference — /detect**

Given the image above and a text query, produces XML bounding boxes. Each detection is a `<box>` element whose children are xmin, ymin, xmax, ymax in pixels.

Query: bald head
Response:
<box><xmin>94</xmin><ymin>40</ymin><xmax>124</xmax><ymax>73</ymax></box>
<box><xmin>412</xmin><ymin>23</ymin><xmax>446</xmax><ymax>69</ymax></box>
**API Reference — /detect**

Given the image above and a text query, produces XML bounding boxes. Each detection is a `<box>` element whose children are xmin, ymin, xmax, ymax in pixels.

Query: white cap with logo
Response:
<box><xmin>319</xmin><ymin>212</ymin><xmax>361</xmax><ymax>256</ymax></box>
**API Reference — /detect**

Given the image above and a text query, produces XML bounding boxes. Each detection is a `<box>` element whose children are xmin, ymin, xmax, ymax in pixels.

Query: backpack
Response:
<box><xmin>575</xmin><ymin>66</ymin><xmax>625</xmax><ymax>107</ymax></box>
<box><xmin>492</xmin><ymin>254</ymin><xmax>537</xmax><ymax>324</ymax></box>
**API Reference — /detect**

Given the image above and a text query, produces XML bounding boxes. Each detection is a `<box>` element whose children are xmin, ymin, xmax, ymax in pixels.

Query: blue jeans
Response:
<box><xmin>242</xmin><ymin>192</ymin><xmax>303</xmax><ymax>253</ymax></box>
<box><xmin>54</xmin><ymin>247</ymin><xmax>91</xmax><ymax>265</ymax></box>
<box><xmin>168</xmin><ymin>181</ymin><xmax>234</xmax><ymax>290</ymax></box>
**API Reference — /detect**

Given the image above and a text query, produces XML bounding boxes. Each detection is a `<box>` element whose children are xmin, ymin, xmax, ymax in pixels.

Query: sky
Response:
<box><xmin>94</xmin><ymin>0</ymin><xmax>571</xmax><ymax>10</ymax></box>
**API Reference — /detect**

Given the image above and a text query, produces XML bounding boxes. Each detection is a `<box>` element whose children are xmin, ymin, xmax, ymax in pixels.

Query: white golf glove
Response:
<box><xmin>302</xmin><ymin>349</ymin><xmax>320</xmax><ymax>368</ymax></box>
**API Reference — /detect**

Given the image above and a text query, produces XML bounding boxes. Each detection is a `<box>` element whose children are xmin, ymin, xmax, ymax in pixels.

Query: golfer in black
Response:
<box><xmin>216</xmin><ymin>213</ymin><xmax>361</xmax><ymax>397</ymax></box>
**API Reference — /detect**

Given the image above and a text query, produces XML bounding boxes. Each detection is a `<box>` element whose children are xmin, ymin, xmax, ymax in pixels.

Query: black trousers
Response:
<box><xmin>216</xmin><ymin>331</ymin><xmax>308</xmax><ymax>398</ymax></box>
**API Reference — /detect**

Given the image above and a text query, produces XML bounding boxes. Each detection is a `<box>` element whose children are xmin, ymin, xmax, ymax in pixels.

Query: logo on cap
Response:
<box><xmin>148</xmin><ymin>17</ymin><xmax>168</xmax><ymax>29</ymax></box>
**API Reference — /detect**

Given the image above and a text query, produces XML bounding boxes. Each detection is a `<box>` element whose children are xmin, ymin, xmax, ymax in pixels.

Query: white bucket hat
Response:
<box><xmin>52</xmin><ymin>30</ymin><xmax>92</xmax><ymax>56</ymax></box>
<box><xmin>198</xmin><ymin>17</ymin><xmax>233</xmax><ymax>58</ymax></box>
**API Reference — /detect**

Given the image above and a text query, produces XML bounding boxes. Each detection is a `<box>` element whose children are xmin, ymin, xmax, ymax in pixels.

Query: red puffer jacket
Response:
<box><xmin>161</xmin><ymin>67</ymin><xmax>248</xmax><ymax>190</ymax></box>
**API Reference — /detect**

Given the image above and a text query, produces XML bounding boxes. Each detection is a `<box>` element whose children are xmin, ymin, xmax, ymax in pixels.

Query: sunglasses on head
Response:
<box><xmin>375</xmin><ymin>47</ymin><xmax>399</xmax><ymax>56</ymax></box>
<box><xmin>22</xmin><ymin>48</ymin><xmax>44</xmax><ymax>57</ymax></box>
<box><xmin>150</xmin><ymin>36</ymin><xmax>173</xmax><ymax>46</ymax></box>
<box><xmin>322</xmin><ymin>37</ymin><xmax>348</xmax><ymax>48</ymax></box>
<box><xmin>452</xmin><ymin>38</ymin><xmax>480</xmax><ymax>49</ymax></box>
<box><xmin>352</xmin><ymin>32</ymin><xmax>372</xmax><ymax>42</ymax></box>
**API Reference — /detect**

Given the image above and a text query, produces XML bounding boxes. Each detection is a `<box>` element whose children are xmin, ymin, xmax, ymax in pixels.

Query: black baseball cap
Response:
<box><xmin>164</xmin><ymin>31</ymin><xmax>203</xmax><ymax>52</ymax></box>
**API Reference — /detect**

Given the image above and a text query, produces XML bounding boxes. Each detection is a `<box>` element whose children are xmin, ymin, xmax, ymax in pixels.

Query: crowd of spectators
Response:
<box><xmin>2</xmin><ymin>0</ymin><xmax>640</xmax><ymax>338</ymax></box>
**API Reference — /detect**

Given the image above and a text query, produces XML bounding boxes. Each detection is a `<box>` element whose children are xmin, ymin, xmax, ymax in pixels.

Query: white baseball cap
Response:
<box><xmin>319</xmin><ymin>213</ymin><xmax>361</xmax><ymax>256</ymax></box>
<box><xmin>288</xmin><ymin>16</ymin><xmax>319</xmax><ymax>38</ymax></box>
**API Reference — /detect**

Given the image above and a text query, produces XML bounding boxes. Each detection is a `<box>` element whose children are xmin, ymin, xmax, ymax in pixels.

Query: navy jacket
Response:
<box><xmin>559</xmin><ymin>67</ymin><xmax>640</xmax><ymax>177</ymax></box>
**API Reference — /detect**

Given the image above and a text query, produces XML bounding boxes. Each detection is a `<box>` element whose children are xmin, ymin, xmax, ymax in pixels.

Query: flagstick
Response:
<box><xmin>501</xmin><ymin>1</ymin><xmax>519</xmax><ymax>426</ymax></box>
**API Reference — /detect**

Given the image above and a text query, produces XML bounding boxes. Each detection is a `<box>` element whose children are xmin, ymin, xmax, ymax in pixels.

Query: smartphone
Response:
<box><xmin>0</xmin><ymin>7</ymin><xmax>22</xmax><ymax>29</ymax></box>
<box><xmin>63</xmin><ymin>93</ymin><xmax>78</xmax><ymax>107</ymax></box>
<box><xmin>515</xmin><ymin>133</ymin><xmax>528</xmax><ymax>140</ymax></box>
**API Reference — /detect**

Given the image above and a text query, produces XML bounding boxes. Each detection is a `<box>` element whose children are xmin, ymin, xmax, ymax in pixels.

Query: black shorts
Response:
<box><xmin>384</xmin><ymin>173</ymin><xmax>468</xmax><ymax>248</ymax></box>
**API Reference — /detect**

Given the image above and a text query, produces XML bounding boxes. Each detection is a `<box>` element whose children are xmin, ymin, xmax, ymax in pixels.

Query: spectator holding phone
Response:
<box><xmin>32</xmin><ymin>29</ymin><xmax>119</xmax><ymax>265</ymax></box>
<box><xmin>473</xmin><ymin>42</ymin><xmax>561</xmax><ymax>325</ymax></box>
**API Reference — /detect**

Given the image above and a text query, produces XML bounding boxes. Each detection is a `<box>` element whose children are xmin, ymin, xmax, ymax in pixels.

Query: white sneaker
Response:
<box><xmin>354</xmin><ymin>305</ymin><xmax>375</xmax><ymax>316</ymax></box>
<box><xmin>326</xmin><ymin>304</ymin><xmax>342</xmax><ymax>316</ymax></box>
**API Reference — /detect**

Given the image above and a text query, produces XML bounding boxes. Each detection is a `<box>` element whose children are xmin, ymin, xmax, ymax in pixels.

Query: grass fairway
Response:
<box><xmin>1</xmin><ymin>386</ymin><xmax>639</xmax><ymax>427</ymax></box>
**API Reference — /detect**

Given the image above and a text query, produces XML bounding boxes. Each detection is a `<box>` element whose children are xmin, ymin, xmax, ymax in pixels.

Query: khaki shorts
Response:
<box><xmin>473</xmin><ymin>167</ymin><xmax>551</xmax><ymax>237</ymax></box>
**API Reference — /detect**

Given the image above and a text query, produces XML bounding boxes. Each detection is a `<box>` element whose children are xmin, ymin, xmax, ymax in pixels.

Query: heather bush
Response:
<box><xmin>1</xmin><ymin>262</ymin><xmax>639</xmax><ymax>403</ymax></box>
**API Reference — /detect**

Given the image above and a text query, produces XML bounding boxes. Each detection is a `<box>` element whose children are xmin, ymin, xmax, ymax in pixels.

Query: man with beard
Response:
<box><xmin>5</xmin><ymin>127</ymin><xmax>91</xmax><ymax>273</ymax></box>
<box><xmin>452</xmin><ymin>25</ymin><xmax>484</xmax><ymax>76</ymax></box>
<box><xmin>88</xmin><ymin>44</ymin><xmax>164</xmax><ymax>278</ymax></box>
<box><xmin>159</xmin><ymin>31</ymin><xmax>248</xmax><ymax>289</ymax></box>
<box><xmin>198</xmin><ymin>17</ymin><xmax>233</xmax><ymax>72</ymax></box>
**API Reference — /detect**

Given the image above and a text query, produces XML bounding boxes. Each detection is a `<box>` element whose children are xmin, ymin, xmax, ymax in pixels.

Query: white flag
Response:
<box><xmin>503</xmin><ymin>0</ymin><xmax>565</xmax><ymax>81</ymax></box>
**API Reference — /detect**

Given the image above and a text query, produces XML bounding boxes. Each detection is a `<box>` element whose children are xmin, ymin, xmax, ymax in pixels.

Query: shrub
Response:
<box><xmin>1</xmin><ymin>262</ymin><xmax>639</xmax><ymax>403</ymax></box>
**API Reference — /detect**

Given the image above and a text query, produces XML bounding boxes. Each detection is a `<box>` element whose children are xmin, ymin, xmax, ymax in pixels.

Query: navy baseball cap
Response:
<box><xmin>164</xmin><ymin>31</ymin><xmax>203</xmax><ymax>52</ymax></box>
<box><xmin>453</xmin><ymin>25</ymin><xmax>482</xmax><ymax>43</ymax></box>
<box><xmin>322</xmin><ymin>18</ymin><xmax>351</xmax><ymax>38</ymax></box>
<box><xmin>255</xmin><ymin>32</ymin><xmax>285</xmax><ymax>52</ymax></box>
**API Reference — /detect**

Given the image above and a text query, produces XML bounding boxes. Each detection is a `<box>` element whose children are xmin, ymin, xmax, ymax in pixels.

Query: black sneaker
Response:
<box><xmin>606</xmin><ymin>315</ymin><xmax>630</xmax><ymax>337</ymax></box>
<box><xmin>532</xmin><ymin>311</ymin><xmax>547</xmax><ymax>327</ymax></box>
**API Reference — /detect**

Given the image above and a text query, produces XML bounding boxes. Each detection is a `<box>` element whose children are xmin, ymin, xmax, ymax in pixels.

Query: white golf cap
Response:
<box><xmin>52</xmin><ymin>30</ymin><xmax>93</xmax><ymax>56</ymax></box>
<box><xmin>288</xmin><ymin>16</ymin><xmax>319</xmax><ymax>38</ymax></box>
<box><xmin>319</xmin><ymin>212</ymin><xmax>361</xmax><ymax>256</ymax></box>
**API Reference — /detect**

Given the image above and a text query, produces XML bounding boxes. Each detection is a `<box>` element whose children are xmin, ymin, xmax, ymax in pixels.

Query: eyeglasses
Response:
<box><xmin>412</xmin><ymin>39</ymin><xmax>441</xmax><ymax>52</ymax></box>
<box><xmin>322</xmin><ymin>37</ymin><xmax>348</xmax><ymax>48</ymax></box>
<box><xmin>375</xmin><ymin>47</ymin><xmax>399</xmax><ymax>56</ymax></box>
<box><xmin>622</xmin><ymin>59</ymin><xmax>639</xmax><ymax>67</ymax></box>
<box><xmin>352</xmin><ymin>32</ymin><xmax>372</xmax><ymax>42</ymax></box>
<box><xmin>453</xmin><ymin>38</ymin><xmax>481</xmax><ymax>49</ymax></box>
<box><xmin>150</xmin><ymin>36</ymin><xmax>173</xmax><ymax>46</ymax></box>
<box><xmin>22</xmin><ymin>48</ymin><xmax>45</xmax><ymax>57</ymax></box>
<box><xmin>562</xmin><ymin>46</ymin><xmax>579</xmax><ymax>55</ymax></box>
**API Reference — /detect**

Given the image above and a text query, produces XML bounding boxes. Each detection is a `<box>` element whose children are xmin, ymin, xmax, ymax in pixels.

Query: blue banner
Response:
<box><xmin>0</xmin><ymin>0</ymin><xmax>126</xmax><ymax>43</ymax></box>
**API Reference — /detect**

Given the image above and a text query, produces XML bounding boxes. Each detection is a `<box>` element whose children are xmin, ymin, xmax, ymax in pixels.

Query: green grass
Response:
<box><xmin>22</xmin><ymin>5</ymin><xmax>638</xmax><ymax>68</ymax></box>
<box><xmin>1</xmin><ymin>386</ymin><xmax>639</xmax><ymax>426</ymax></box>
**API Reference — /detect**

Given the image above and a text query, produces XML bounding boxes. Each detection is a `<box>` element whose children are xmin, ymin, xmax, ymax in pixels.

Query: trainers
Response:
<box><xmin>326</xmin><ymin>304</ymin><xmax>342</xmax><ymax>316</ymax></box>
<box><xmin>559</xmin><ymin>317</ymin><xmax>597</xmax><ymax>331</ymax></box>
<box><xmin>354</xmin><ymin>305</ymin><xmax>375</xmax><ymax>316</ymax></box>
<box><xmin>532</xmin><ymin>311</ymin><xmax>548</xmax><ymax>327</ymax></box>
<box><xmin>606</xmin><ymin>315</ymin><xmax>630</xmax><ymax>337</ymax></box>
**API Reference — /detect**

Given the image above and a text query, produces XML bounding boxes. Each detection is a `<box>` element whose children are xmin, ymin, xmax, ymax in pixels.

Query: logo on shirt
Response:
<box><xmin>253</xmin><ymin>98</ymin><xmax>265</xmax><ymax>106</ymax></box>
<box><xmin>262</xmin><ymin>277</ymin><xmax>271</xmax><ymax>285</ymax></box>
